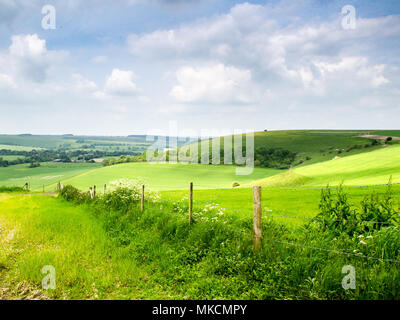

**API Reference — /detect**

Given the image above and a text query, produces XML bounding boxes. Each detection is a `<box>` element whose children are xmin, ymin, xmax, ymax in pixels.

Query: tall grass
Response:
<box><xmin>57</xmin><ymin>183</ymin><xmax>400</xmax><ymax>299</ymax></box>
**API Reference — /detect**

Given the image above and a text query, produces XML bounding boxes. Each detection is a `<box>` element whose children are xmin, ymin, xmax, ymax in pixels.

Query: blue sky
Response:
<box><xmin>0</xmin><ymin>0</ymin><xmax>399</xmax><ymax>135</ymax></box>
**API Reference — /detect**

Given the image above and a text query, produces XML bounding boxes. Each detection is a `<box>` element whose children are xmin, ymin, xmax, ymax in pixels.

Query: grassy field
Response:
<box><xmin>0</xmin><ymin>195</ymin><xmax>167</xmax><ymax>299</ymax></box>
<box><xmin>0</xmin><ymin>162</ymin><xmax>101</xmax><ymax>191</ymax></box>
<box><xmin>1</xmin><ymin>188</ymin><xmax>400</xmax><ymax>299</ymax></box>
<box><xmin>161</xmin><ymin>184</ymin><xmax>400</xmax><ymax>227</ymax></box>
<box><xmin>0</xmin><ymin>144</ymin><xmax>43</xmax><ymax>151</ymax></box>
<box><xmin>249</xmin><ymin>144</ymin><xmax>400</xmax><ymax>188</ymax></box>
<box><xmin>57</xmin><ymin>162</ymin><xmax>280</xmax><ymax>191</ymax></box>
<box><xmin>195</xmin><ymin>130</ymin><xmax>400</xmax><ymax>167</ymax></box>
<box><xmin>0</xmin><ymin>155</ymin><xmax>26</xmax><ymax>161</ymax></box>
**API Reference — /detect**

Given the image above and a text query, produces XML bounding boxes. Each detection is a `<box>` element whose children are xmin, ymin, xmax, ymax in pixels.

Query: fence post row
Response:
<box><xmin>253</xmin><ymin>186</ymin><xmax>263</xmax><ymax>252</ymax></box>
<box><xmin>141</xmin><ymin>185</ymin><xmax>145</xmax><ymax>212</ymax></box>
<box><xmin>189</xmin><ymin>182</ymin><xmax>193</xmax><ymax>225</ymax></box>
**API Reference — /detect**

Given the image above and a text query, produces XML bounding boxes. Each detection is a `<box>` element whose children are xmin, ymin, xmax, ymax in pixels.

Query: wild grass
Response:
<box><xmin>1</xmin><ymin>183</ymin><xmax>400</xmax><ymax>299</ymax></box>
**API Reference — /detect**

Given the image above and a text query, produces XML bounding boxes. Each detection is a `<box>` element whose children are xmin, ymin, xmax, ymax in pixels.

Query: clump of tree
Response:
<box><xmin>254</xmin><ymin>147</ymin><xmax>296</xmax><ymax>169</ymax></box>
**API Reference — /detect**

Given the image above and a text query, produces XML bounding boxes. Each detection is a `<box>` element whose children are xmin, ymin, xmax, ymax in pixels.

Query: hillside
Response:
<box><xmin>247</xmin><ymin>144</ymin><xmax>400</xmax><ymax>188</ymax></box>
<box><xmin>56</xmin><ymin>162</ymin><xmax>279</xmax><ymax>191</ymax></box>
<box><xmin>203</xmin><ymin>130</ymin><xmax>400</xmax><ymax>168</ymax></box>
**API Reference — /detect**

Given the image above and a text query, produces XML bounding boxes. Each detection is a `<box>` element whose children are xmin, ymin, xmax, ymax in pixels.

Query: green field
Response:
<box><xmin>57</xmin><ymin>162</ymin><xmax>279</xmax><ymax>191</ymax></box>
<box><xmin>249</xmin><ymin>144</ymin><xmax>400</xmax><ymax>188</ymax></box>
<box><xmin>0</xmin><ymin>162</ymin><xmax>101</xmax><ymax>191</ymax></box>
<box><xmin>0</xmin><ymin>155</ymin><xmax>26</xmax><ymax>161</ymax></box>
<box><xmin>196</xmin><ymin>129</ymin><xmax>400</xmax><ymax>167</ymax></box>
<box><xmin>0</xmin><ymin>144</ymin><xmax>43</xmax><ymax>151</ymax></box>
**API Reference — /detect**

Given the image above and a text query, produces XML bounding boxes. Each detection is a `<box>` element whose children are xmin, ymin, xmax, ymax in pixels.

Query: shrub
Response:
<box><xmin>0</xmin><ymin>186</ymin><xmax>26</xmax><ymax>193</ymax></box>
<box><xmin>232</xmin><ymin>182</ymin><xmax>240</xmax><ymax>188</ymax></box>
<box><xmin>315</xmin><ymin>181</ymin><xmax>399</xmax><ymax>236</ymax></box>
<box><xmin>60</xmin><ymin>185</ymin><xmax>89</xmax><ymax>204</ymax></box>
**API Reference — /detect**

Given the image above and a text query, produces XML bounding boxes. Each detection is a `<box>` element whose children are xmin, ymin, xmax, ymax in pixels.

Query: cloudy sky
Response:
<box><xmin>0</xmin><ymin>0</ymin><xmax>399</xmax><ymax>135</ymax></box>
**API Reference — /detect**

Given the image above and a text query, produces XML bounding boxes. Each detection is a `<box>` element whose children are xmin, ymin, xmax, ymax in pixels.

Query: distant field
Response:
<box><xmin>248</xmin><ymin>144</ymin><xmax>400</xmax><ymax>188</ymax></box>
<box><xmin>58</xmin><ymin>162</ymin><xmax>280</xmax><ymax>191</ymax></box>
<box><xmin>0</xmin><ymin>144</ymin><xmax>43</xmax><ymax>151</ymax></box>
<box><xmin>191</xmin><ymin>129</ymin><xmax>397</xmax><ymax>168</ymax></box>
<box><xmin>0</xmin><ymin>162</ymin><xmax>101</xmax><ymax>191</ymax></box>
<box><xmin>0</xmin><ymin>155</ymin><xmax>26</xmax><ymax>161</ymax></box>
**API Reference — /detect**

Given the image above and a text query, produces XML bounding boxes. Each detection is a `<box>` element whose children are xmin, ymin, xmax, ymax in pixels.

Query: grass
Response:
<box><xmin>248</xmin><ymin>144</ymin><xmax>400</xmax><ymax>188</ymax></box>
<box><xmin>0</xmin><ymin>144</ymin><xmax>43</xmax><ymax>151</ymax></box>
<box><xmin>161</xmin><ymin>184</ymin><xmax>400</xmax><ymax>227</ymax></box>
<box><xmin>0</xmin><ymin>162</ymin><xmax>101</xmax><ymax>192</ymax></box>
<box><xmin>193</xmin><ymin>129</ymin><xmax>395</xmax><ymax>167</ymax></box>
<box><xmin>0</xmin><ymin>155</ymin><xmax>26</xmax><ymax>161</ymax></box>
<box><xmin>2</xmin><ymin>189</ymin><xmax>400</xmax><ymax>299</ymax></box>
<box><xmin>56</xmin><ymin>162</ymin><xmax>280</xmax><ymax>191</ymax></box>
<box><xmin>0</xmin><ymin>195</ymin><xmax>167</xmax><ymax>299</ymax></box>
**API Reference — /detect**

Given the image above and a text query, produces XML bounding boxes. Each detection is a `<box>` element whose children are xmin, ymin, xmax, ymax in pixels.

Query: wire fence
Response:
<box><xmin>52</xmin><ymin>179</ymin><xmax>400</xmax><ymax>267</ymax></box>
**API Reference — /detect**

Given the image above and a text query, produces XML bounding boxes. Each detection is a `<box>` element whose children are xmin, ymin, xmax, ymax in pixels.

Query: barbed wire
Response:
<box><xmin>266</xmin><ymin>213</ymin><xmax>400</xmax><ymax>226</ymax></box>
<box><xmin>148</xmin><ymin>182</ymin><xmax>400</xmax><ymax>192</ymax></box>
<box><xmin>269</xmin><ymin>239</ymin><xmax>400</xmax><ymax>264</ymax></box>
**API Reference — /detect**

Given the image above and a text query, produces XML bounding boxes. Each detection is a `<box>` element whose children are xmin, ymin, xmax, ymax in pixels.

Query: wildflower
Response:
<box><xmin>360</xmin><ymin>240</ymin><xmax>367</xmax><ymax>245</ymax></box>
<box><xmin>358</xmin><ymin>235</ymin><xmax>364</xmax><ymax>238</ymax></box>
<box><xmin>366</xmin><ymin>235</ymin><xmax>373</xmax><ymax>239</ymax></box>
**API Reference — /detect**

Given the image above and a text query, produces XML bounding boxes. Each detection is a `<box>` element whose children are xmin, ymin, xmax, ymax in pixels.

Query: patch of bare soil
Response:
<box><xmin>359</xmin><ymin>134</ymin><xmax>400</xmax><ymax>140</ymax></box>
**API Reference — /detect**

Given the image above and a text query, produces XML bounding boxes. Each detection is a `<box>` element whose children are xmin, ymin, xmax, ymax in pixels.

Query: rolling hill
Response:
<box><xmin>54</xmin><ymin>162</ymin><xmax>279</xmax><ymax>191</ymax></box>
<box><xmin>247</xmin><ymin>144</ymin><xmax>400</xmax><ymax>188</ymax></box>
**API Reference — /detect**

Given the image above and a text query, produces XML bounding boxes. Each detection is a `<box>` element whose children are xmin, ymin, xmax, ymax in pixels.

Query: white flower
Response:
<box><xmin>360</xmin><ymin>240</ymin><xmax>367</xmax><ymax>245</ymax></box>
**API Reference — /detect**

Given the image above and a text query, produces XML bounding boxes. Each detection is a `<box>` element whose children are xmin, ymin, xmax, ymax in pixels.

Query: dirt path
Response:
<box><xmin>359</xmin><ymin>134</ymin><xmax>400</xmax><ymax>140</ymax></box>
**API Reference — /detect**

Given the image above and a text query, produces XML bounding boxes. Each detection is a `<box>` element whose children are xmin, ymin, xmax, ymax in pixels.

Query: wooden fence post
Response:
<box><xmin>141</xmin><ymin>185</ymin><xmax>145</xmax><ymax>212</ymax></box>
<box><xmin>104</xmin><ymin>184</ymin><xmax>106</xmax><ymax>194</ymax></box>
<box><xmin>253</xmin><ymin>186</ymin><xmax>262</xmax><ymax>252</ymax></box>
<box><xmin>93</xmin><ymin>185</ymin><xmax>96</xmax><ymax>198</ymax></box>
<box><xmin>89</xmin><ymin>187</ymin><xmax>93</xmax><ymax>199</ymax></box>
<box><xmin>189</xmin><ymin>182</ymin><xmax>193</xmax><ymax>225</ymax></box>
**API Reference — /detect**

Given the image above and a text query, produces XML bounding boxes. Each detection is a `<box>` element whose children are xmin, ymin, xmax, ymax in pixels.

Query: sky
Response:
<box><xmin>0</xmin><ymin>0</ymin><xmax>399</xmax><ymax>136</ymax></box>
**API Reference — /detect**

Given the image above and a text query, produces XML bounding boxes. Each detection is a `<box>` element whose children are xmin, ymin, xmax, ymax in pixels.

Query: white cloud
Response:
<box><xmin>0</xmin><ymin>73</ymin><xmax>16</xmax><ymax>89</ymax></box>
<box><xmin>170</xmin><ymin>64</ymin><xmax>257</xmax><ymax>104</ymax></box>
<box><xmin>92</xmin><ymin>55</ymin><xmax>107</xmax><ymax>63</ymax></box>
<box><xmin>104</xmin><ymin>68</ymin><xmax>138</xmax><ymax>95</ymax></box>
<box><xmin>9</xmin><ymin>34</ymin><xmax>46</xmax><ymax>57</ymax></box>
<box><xmin>128</xmin><ymin>3</ymin><xmax>398</xmax><ymax>98</ymax></box>
<box><xmin>0</xmin><ymin>34</ymin><xmax>67</xmax><ymax>83</ymax></box>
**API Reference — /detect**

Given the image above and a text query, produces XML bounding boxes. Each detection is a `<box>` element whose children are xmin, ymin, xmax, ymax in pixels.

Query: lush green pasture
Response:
<box><xmin>0</xmin><ymin>195</ymin><xmax>164</xmax><ymax>299</ymax></box>
<box><xmin>200</xmin><ymin>130</ymin><xmax>394</xmax><ymax>167</ymax></box>
<box><xmin>249</xmin><ymin>144</ymin><xmax>400</xmax><ymax>188</ymax></box>
<box><xmin>0</xmin><ymin>144</ymin><xmax>43</xmax><ymax>151</ymax></box>
<box><xmin>161</xmin><ymin>184</ymin><xmax>400</xmax><ymax>227</ymax></box>
<box><xmin>58</xmin><ymin>162</ymin><xmax>280</xmax><ymax>191</ymax></box>
<box><xmin>0</xmin><ymin>162</ymin><xmax>100</xmax><ymax>191</ymax></box>
<box><xmin>0</xmin><ymin>155</ymin><xmax>26</xmax><ymax>161</ymax></box>
<box><xmin>2</xmin><ymin>190</ymin><xmax>400</xmax><ymax>299</ymax></box>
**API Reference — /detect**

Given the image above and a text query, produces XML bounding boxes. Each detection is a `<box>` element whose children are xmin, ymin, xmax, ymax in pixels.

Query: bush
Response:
<box><xmin>0</xmin><ymin>186</ymin><xmax>26</xmax><ymax>193</ymax></box>
<box><xmin>59</xmin><ymin>185</ymin><xmax>89</xmax><ymax>204</ymax></box>
<box><xmin>315</xmin><ymin>181</ymin><xmax>399</xmax><ymax>236</ymax></box>
<box><xmin>232</xmin><ymin>182</ymin><xmax>240</xmax><ymax>188</ymax></box>
<box><xmin>255</xmin><ymin>147</ymin><xmax>296</xmax><ymax>169</ymax></box>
